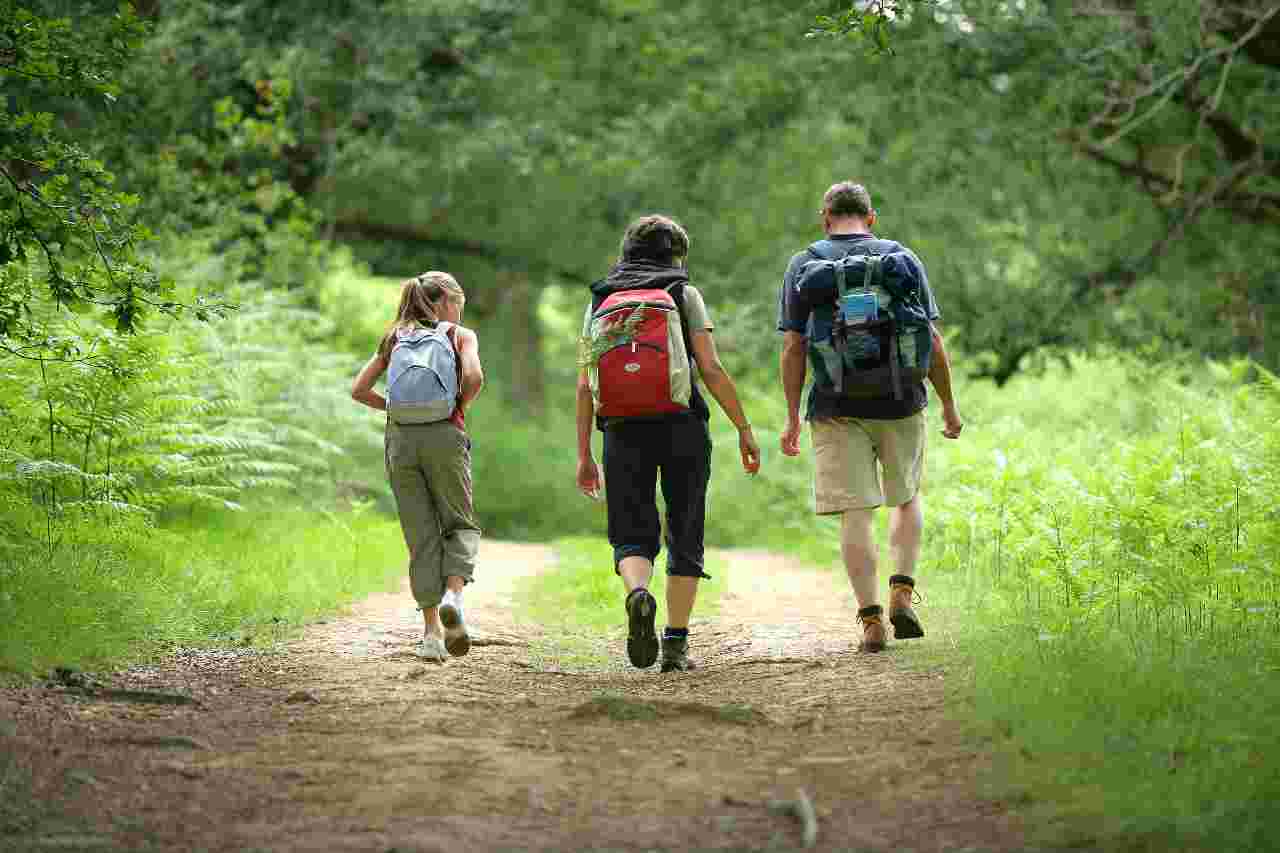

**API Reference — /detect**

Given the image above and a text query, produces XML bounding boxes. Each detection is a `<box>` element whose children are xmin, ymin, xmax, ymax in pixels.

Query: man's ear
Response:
<box><xmin>866</xmin><ymin>210</ymin><xmax>877</xmax><ymax>230</ymax></box>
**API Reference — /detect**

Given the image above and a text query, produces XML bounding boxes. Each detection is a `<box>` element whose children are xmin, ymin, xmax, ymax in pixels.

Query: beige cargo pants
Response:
<box><xmin>384</xmin><ymin>420</ymin><xmax>480</xmax><ymax>609</ymax></box>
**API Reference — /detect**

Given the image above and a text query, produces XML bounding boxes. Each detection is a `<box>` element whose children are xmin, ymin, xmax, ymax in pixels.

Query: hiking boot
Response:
<box><xmin>625</xmin><ymin>588</ymin><xmax>659</xmax><ymax>669</ymax></box>
<box><xmin>888</xmin><ymin>574</ymin><xmax>924</xmax><ymax>640</ymax></box>
<box><xmin>660</xmin><ymin>636</ymin><xmax>696</xmax><ymax>673</ymax></box>
<box><xmin>858</xmin><ymin>604</ymin><xmax>887</xmax><ymax>653</ymax></box>
<box><xmin>439</xmin><ymin>589</ymin><xmax>471</xmax><ymax>657</ymax></box>
<box><xmin>416</xmin><ymin>635</ymin><xmax>447</xmax><ymax>663</ymax></box>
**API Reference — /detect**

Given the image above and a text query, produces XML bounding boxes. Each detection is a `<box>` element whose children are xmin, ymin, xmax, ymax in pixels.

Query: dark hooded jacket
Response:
<box><xmin>589</xmin><ymin>261</ymin><xmax>711</xmax><ymax>430</ymax></box>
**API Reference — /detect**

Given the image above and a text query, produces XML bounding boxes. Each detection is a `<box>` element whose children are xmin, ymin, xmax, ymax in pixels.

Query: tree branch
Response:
<box><xmin>329</xmin><ymin>217</ymin><xmax>590</xmax><ymax>282</ymax></box>
<box><xmin>1227</xmin><ymin>2</ymin><xmax>1280</xmax><ymax>69</ymax></box>
<box><xmin>1074</xmin><ymin>141</ymin><xmax>1280</xmax><ymax>220</ymax></box>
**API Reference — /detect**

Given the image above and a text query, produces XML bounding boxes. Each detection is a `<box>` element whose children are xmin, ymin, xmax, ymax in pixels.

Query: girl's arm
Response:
<box><xmin>351</xmin><ymin>354</ymin><xmax>388</xmax><ymax>411</ymax></box>
<box><xmin>455</xmin><ymin>327</ymin><xmax>484</xmax><ymax>406</ymax></box>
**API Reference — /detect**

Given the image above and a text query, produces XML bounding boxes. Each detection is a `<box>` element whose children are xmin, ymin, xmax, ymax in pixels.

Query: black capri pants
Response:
<box><xmin>602</xmin><ymin>415</ymin><xmax>712</xmax><ymax>579</ymax></box>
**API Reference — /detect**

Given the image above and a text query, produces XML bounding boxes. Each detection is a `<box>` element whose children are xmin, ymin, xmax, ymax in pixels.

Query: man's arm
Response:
<box><xmin>455</xmin><ymin>327</ymin><xmax>485</xmax><ymax>406</ymax></box>
<box><xmin>575</xmin><ymin>369</ymin><xmax>602</xmax><ymax>498</ymax></box>
<box><xmin>927</xmin><ymin>324</ymin><xmax>962</xmax><ymax>439</ymax></box>
<box><xmin>689</xmin><ymin>330</ymin><xmax>760</xmax><ymax>474</ymax></box>
<box><xmin>780</xmin><ymin>331</ymin><xmax>808</xmax><ymax>456</ymax></box>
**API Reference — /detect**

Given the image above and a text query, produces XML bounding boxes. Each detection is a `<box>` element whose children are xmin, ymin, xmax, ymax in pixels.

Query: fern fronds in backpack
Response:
<box><xmin>576</xmin><ymin>303</ymin><xmax>646</xmax><ymax>369</ymax></box>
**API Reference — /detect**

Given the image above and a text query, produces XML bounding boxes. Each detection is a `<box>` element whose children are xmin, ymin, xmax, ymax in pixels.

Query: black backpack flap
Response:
<box><xmin>796</xmin><ymin>239</ymin><xmax>884</xmax><ymax>305</ymax></box>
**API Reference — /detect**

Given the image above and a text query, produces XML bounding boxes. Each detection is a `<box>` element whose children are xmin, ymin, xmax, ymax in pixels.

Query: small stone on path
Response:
<box><xmin>284</xmin><ymin>690</ymin><xmax>319</xmax><ymax>704</ymax></box>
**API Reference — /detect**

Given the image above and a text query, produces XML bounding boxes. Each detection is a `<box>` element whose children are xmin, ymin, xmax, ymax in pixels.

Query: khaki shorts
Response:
<box><xmin>811</xmin><ymin>412</ymin><xmax>926</xmax><ymax>514</ymax></box>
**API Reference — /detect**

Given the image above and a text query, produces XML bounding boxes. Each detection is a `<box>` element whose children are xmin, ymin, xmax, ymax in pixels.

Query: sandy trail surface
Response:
<box><xmin>0</xmin><ymin>540</ymin><xmax>1021</xmax><ymax>852</ymax></box>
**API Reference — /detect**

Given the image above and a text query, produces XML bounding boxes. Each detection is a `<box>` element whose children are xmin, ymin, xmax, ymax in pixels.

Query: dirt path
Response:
<box><xmin>1</xmin><ymin>541</ymin><xmax>1022</xmax><ymax>852</ymax></box>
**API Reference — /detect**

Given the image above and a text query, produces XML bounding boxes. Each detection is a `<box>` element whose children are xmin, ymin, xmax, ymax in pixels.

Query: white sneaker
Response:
<box><xmin>416</xmin><ymin>635</ymin><xmax>447</xmax><ymax>663</ymax></box>
<box><xmin>439</xmin><ymin>589</ymin><xmax>471</xmax><ymax>658</ymax></box>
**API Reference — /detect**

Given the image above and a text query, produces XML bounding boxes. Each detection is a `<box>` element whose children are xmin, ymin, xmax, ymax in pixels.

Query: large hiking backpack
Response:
<box><xmin>796</xmin><ymin>242</ymin><xmax>933</xmax><ymax>400</ymax></box>
<box><xmin>385</xmin><ymin>322</ymin><xmax>459</xmax><ymax>424</ymax></box>
<box><xmin>584</xmin><ymin>284</ymin><xmax>693</xmax><ymax>418</ymax></box>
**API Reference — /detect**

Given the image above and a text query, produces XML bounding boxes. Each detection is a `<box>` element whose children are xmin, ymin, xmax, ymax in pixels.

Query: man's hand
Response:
<box><xmin>577</xmin><ymin>456</ymin><xmax>603</xmax><ymax>500</ymax></box>
<box><xmin>781</xmin><ymin>416</ymin><xmax>802</xmax><ymax>457</ymax></box>
<box><xmin>941</xmin><ymin>405</ymin><xmax>963</xmax><ymax>439</ymax></box>
<box><xmin>738</xmin><ymin>426</ymin><xmax>761</xmax><ymax>475</ymax></box>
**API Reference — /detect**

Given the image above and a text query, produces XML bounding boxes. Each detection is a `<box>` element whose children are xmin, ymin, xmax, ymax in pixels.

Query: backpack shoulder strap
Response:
<box><xmin>808</xmin><ymin>238</ymin><xmax>885</xmax><ymax>262</ymax></box>
<box><xmin>666</xmin><ymin>281</ymin><xmax>700</xmax><ymax>368</ymax></box>
<box><xmin>666</xmin><ymin>281</ymin><xmax>693</xmax><ymax>332</ymax></box>
<box><xmin>807</xmin><ymin>240</ymin><xmax>838</xmax><ymax>261</ymax></box>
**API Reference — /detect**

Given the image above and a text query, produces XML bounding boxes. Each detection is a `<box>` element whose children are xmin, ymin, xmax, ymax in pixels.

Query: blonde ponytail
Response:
<box><xmin>378</xmin><ymin>271</ymin><xmax>464</xmax><ymax>358</ymax></box>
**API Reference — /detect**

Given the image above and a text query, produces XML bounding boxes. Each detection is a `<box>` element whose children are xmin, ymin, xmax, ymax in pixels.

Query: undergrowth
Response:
<box><xmin>920</xmin><ymin>354</ymin><xmax>1280</xmax><ymax>851</ymax></box>
<box><xmin>0</xmin><ymin>505</ymin><xmax>406</xmax><ymax>674</ymax></box>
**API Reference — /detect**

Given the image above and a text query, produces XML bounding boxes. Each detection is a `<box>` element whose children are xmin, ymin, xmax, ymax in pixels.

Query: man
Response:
<box><xmin>778</xmin><ymin>182</ymin><xmax>962</xmax><ymax>652</ymax></box>
<box><xmin>576</xmin><ymin>214</ymin><xmax>761</xmax><ymax>672</ymax></box>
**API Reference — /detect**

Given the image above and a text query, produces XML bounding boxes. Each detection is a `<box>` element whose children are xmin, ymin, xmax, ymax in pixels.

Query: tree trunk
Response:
<box><xmin>503</xmin><ymin>271</ymin><xmax>545</xmax><ymax>417</ymax></box>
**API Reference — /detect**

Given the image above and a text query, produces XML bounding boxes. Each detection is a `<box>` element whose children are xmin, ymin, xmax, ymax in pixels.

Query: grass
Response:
<box><xmin>516</xmin><ymin>536</ymin><xmax>728</xmax><ymax>668</ymax></box>
<box><xmin>0</xmin><ymin>504</ymin><xmax>407</xmax><ymax>675</ymax></box>
<box><xmin>971</xmin><ymin>628</ymin><xmax>1280</xmax><ymax>851</ymax></box>
<box><xmin>913</xmin><ymin>355</ymin><xmax>1280</xmax><ymax>852</ymax></box>
<box><xmin>573</xmin><ymin>691</ymin><xmax>770</xmax><ymax>726</ymax></box>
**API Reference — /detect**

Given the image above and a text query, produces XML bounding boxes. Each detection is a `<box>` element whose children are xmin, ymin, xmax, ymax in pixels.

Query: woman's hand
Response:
<box><xmin>577</xmin><ymin>456</ymin><xmax>602</xmax><ymax>500</ymax></box>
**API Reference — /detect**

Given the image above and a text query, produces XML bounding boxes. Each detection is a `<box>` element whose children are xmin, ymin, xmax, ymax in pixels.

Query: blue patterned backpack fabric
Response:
<box><xmin>796</xmin><ymin>242</ymin><xmax>933</xmax><ymax>400</ymax></box>
<box><xmin>386</xmin><ymin>322</ymin><xmax>459</xmax><ymax>424</ymax></box>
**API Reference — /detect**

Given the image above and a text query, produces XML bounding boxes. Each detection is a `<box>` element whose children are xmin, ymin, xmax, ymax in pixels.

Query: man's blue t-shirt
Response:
<box><xmin>777</xmin><ymin>233</ymin><xmax>940</xmax><ymax>421</ymax></box>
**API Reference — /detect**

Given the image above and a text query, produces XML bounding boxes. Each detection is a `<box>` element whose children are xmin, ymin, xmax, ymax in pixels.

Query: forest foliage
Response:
<box><xmin>0</xmin><ymin>0</ymin><xmax>1275</xmax><ymax>578</ymax></box>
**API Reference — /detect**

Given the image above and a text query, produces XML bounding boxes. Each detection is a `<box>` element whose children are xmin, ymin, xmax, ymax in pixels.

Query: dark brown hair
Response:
<box><xmin>619</xmin><ymin>214</ymin><xmax>690</xmax><ymax>265</ymax></box>
<box><xmin>822</xmin><ymin>182</ymin><xmax>874</xmax><ymax>218</ymax></box>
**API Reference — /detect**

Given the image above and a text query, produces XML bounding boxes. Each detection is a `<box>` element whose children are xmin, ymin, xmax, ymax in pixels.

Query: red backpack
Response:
<box><xmin>585</xmin><ymin>284</ymin><xmax>693</xmax><ymax>418</ymax></box>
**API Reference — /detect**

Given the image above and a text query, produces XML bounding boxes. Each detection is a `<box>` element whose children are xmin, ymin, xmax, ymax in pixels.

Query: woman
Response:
<box><xmin>575</xmin><ymin>215</ymin><xmax>761</xmax><ymax>673</ymax></box>
<box><xmin>351</xmin><ymin>272</ymin><xmax>484</xmax><ymax>662</ymax></box>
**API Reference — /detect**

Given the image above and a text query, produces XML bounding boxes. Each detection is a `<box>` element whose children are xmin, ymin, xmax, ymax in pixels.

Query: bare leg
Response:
<box><xmin>445</xmin><ymin>575</ymin><xmax>466</xmax><ymax>594</ymax></box>
<box><xmin>665</xmin><ymin>576</ymin><xmax>699</xmax><ymax>629</ymax></box>
<box><xmin>888</xmin><ymin>494</ymin><xmax>923</xmax><ymax>580</ymax></box>
<box><xmin>619</xmin><ymin>556</ymin><xmax>654</xmax><ymax>593</ymax></box>
<box><xmin>841</xmin><ymin>508</ymin><xmax>880</xmax><ymax>609</ymax></box>
<box><xmin>421</xmin><ymin>606</ymin><xmax>444</xmax><ymax>638</ymax></box>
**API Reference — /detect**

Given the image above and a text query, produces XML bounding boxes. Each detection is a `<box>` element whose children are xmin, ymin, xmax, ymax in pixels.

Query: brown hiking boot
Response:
<box><xmin>888</xmin><ymin>574</ymin><xmax>924</xmax><ymax>639</ymax></box>
<box><xmin>858</xmin><ymin>604</ymin><xmax>887</xmax><ymax>652</ymax></box>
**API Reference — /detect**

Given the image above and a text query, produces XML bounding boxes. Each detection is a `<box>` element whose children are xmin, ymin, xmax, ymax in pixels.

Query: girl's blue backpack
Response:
<box><xmin>386</xmin><ymin>322</ymin><xmax>459</xmax><ymax>424</ymax></box>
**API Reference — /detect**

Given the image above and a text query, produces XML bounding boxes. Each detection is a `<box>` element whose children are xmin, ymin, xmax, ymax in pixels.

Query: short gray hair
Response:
<box><xmin>822</xmin><ymin>182</ymin><xmax>873</xmax><ymax>218</ymax></box>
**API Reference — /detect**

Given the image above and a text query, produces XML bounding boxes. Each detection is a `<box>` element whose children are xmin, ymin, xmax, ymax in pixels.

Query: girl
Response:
<box><xmin>351</xmin><ymin>272</ymin><xmax>484</xmax><ymax>662</ymax></box>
